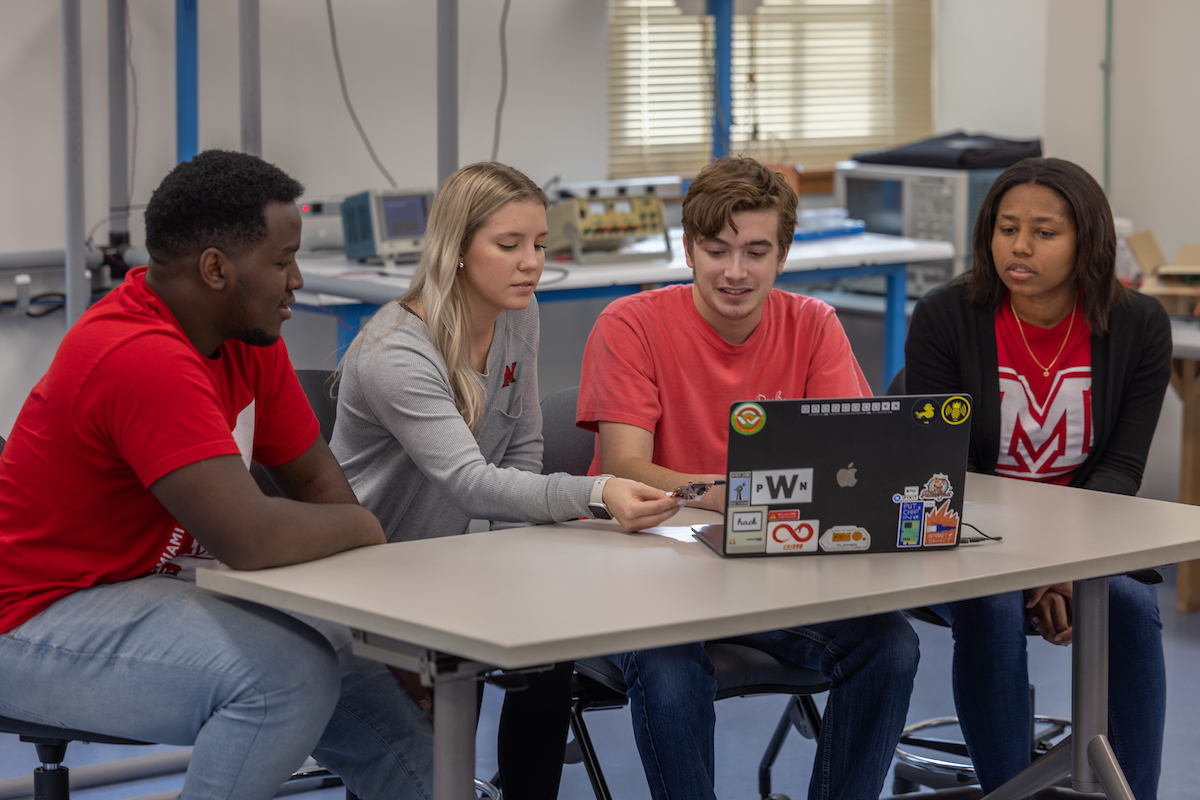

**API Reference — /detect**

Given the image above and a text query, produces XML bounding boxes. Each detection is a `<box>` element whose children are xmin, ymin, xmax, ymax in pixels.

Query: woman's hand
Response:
<box><xmin>603</xmin><ymin>478</ymin><xmax>685</xmax><ymax>532</ymax></box>
<box><xmin>1025</xmin><ymin>583</ymin><xmax>1073</xmax><ymax>645</ymax></box>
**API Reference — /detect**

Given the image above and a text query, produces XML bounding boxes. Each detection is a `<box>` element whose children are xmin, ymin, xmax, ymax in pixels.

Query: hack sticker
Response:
<box><xmin>923</xmin><ymin>500</ymin><xmax>960</xmax><ymax>546</ymax></box>
<box><xmin>819</xmin><ymin>525</ymin><xmax>871</xmax><ymax>552</ymax></box>
<box><xmin>919</xmin><ymin>473</ymin><xmax>954</xmax><ymax>501</ymax></box>
<box><xmin>731</xmin><ymin>403</ymin><xmax>766</xmax><ymax>435</ymax></box>
<box><xmin>941</xmin><ymin>396</ymin><xmax>971</xmax><ymax>425</ymax></box>
<box><xmin>728</xmin><ymin>471</ymin><xmax>752</xmax><ymax>506</ymax></box>
<box><xmin>897</xmin><ymin>501</ymin><xmax>925</xmax><ymax>547</ymax></box>
<box><xmin>725</xmin><ymin>505</ymin><xmax>767</xmax><ymax>550</ymax></box>
<box><xmin>766</xmin><ymin>510</ymin><xmax>819</xmax><ymax>554</ymax></box>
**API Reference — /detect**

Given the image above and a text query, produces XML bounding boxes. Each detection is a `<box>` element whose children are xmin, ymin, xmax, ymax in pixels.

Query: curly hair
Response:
<box><xmin>144</xmin><ymin>150</ymin><xmax>304</xmax><ymax>265</ymax></box>
<box><xmin>968</xmin><ymin>157</ymin><xmax>1126</xmax><ymax>333</ymax></box>
<box><xmin>681</xmin><ymin>157</ymin><xmax>798</xmax><ymax>257</ymax></box>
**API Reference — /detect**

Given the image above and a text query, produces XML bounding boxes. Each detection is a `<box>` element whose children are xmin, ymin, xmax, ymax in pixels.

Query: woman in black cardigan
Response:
<box><xmin>906</xmin><ymin>157</ymin><xmax>1170</xmax><ymax>798</ymax></box>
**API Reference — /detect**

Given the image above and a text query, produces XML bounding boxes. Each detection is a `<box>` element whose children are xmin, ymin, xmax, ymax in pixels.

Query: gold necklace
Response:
<box><xmin>1010</xmin><ymin>299</ymin><xmax>1076</xmax><ymax>378</ymax></box>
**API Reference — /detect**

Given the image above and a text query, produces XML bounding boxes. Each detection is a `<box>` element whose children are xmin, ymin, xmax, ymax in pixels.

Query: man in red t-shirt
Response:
<box><xmin>0</xmin><ymin>151</ymin><xmax>429</xmax><ymax>800</ymax></box>
<box><xmin>576</xmin><ymin>157</ymin><xmax>918</xmax><ymax>800</ymax></box>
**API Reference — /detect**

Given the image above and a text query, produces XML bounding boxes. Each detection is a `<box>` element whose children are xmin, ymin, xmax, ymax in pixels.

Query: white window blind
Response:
<box><xmin>608</xmin><ymin>0</ymin><xmax>933</xmax><ymax>179</ymax></box>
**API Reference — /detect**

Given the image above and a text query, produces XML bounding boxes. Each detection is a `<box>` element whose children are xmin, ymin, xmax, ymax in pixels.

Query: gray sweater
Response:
<box><xmin>331</xmin><ymin>298</ymin><xmax>596</xmax><ymax>542</ymax></box>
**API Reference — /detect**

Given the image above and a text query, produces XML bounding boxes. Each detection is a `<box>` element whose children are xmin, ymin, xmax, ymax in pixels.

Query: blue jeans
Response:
<box><xmin>929</xmin><ymin>575</ymin><xmax>1165</xmax><ymax>799</ymax></box>
<box><xmin>0</xmin><ymin>574</ymin><xmax>433</xmax><ymax>800</ymax></box>
<box><xmin>608</xmin><ymin>612</ymin><xmax>919</xmax><ymax>800</ymax></box>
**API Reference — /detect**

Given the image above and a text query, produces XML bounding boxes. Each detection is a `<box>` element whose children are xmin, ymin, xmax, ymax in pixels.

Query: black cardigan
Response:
<box><xmin>905</xmin><ymin>280</ymin><xmax>1173</xmax><ymax>496</ymax></box>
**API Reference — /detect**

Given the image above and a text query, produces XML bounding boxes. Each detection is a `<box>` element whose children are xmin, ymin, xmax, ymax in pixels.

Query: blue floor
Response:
<box><xmin>2</xmin><ymin>570</ymin><xmax>1197</xmax><ymax>799</ymax></box>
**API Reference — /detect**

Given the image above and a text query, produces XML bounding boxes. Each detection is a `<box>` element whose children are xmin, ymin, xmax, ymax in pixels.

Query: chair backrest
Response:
<box><xmin>539</xmin><ymin>386</ymin><xmax>595</xmax><ymax>476</ymax></box>
<box><xmin>295</xmin><ymin>369</ymin><xmax>340</xmax><ymax>444</ymax></box>
<box><xmin>251</xmin><ymin>370</ymin><xmax>340</xmax><ymax>497</ymax></box>
<box><xmin>886</xmin><ymin>366</ymin><xmax>906</xmax><ymax>397</ymax></box>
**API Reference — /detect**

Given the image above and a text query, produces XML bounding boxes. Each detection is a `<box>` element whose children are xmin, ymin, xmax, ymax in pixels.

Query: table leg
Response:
<box><xmin>982</xmin><ymin>577</ymin><xmax>1133</xmax><ymax>799</ymax></box>
<box><xmin>433</xmin><ymin>672</ymin><xmax>481</xmax><ymax>800</ymax></box>
<box><xmin>882</xmin><ymin>265</ymin><xmax>907</xmax><ymax>389</ymax></box>
<box><xmin>1171</xmin><ymin>358</ymin><xmax>1200</xmax><ymax>612</ymax></box>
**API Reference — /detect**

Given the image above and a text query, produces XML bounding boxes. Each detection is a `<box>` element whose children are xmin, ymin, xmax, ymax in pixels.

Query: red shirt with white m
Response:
<box><xmin>994</xmin><ymin>299</ymin><xmax>1093</xmax><ymax>484</ymax></box>
<box><xmin>0</xmin><ymin>267</ymin><xmax>319</xmax><ymax>633</ymax></box>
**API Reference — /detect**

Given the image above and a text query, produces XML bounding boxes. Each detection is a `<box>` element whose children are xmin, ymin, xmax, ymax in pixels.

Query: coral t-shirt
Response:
<box><xmin>0</xmin><ymin>267</ymin><xmax>319</xmax><ymax>633</ymax></box>
<box><xmin>994</xmin><ymin>299</ymin><xmax>1093</xmax><ymax>484</ymax></box>
<box><xmin>577</xmin><ymin>283</ymin><xmax>871</xmax><ymax>475</ymax></box>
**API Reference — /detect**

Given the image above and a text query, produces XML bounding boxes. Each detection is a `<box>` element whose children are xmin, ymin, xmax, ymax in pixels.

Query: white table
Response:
<box><xmin>293</xmin><ymin>232</ymin><xmax>954</xmax><ymax>387</ymax></box>
<box><xmin>198</xmin><ymin>473</ymin><xmax>1200</xmax><ymax>799</ymax></box>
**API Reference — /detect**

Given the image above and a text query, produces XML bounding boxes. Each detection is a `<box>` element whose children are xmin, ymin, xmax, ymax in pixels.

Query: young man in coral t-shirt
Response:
<box><xmin>576</xmin><ymin>157</ymin><xmax>918</xmax><ymax>800</ymax></box>
<box><xmin>0</xmin><ymin>151</ymin><xmax>431</xmax><ymax>800</ymax></box>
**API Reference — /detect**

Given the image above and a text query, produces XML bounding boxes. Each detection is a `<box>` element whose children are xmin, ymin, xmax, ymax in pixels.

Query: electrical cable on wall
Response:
<box><xmin>326</xmin><ymin>0</ymin><xmax>397</xmax><ymax>188</ymax></box>
<box><xmin>490</xmin><ymin>0</ymin><xmax>513</xmax><ymax>161</ymax></box>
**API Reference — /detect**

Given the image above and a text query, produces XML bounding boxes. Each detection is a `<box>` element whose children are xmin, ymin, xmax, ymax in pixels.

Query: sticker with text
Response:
<box><xmin>766</xmin><ymin>510</ymin><xmax>818</xmax><ymax>554</ymax></box>
<box><xmin>922</xmin><ymin>500</ymin><xmax>960</xmax><ymax>546</ymax></box>
<box><xmin>897</xmin><ymin>501</ymin><xmax>925</xmax><ymax>547</ymax></box>
<box><xmin>727</xmin><ymin>471</ymin><xmax>752</xmax><ymax>506</ymax></box>
<box><xmin>919</xmin><ymin>473</ymin><xmax>954</xmax><ymax>501</ymax></box>
<box><xmin>751</xmin><ymin>468</ymin><xmax>813</xmax><ymax>505</ymax></box>
<box><xmin>819</xmin><ymin>525</ymin><xmax>871</xmax><ymax>552</ymax></box>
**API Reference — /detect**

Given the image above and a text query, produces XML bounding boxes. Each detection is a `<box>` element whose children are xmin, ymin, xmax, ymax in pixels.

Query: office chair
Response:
<box><xmin>539</xmin><ymin>386</ymin><xmax>831</xmax><ymax>800</ymax></box>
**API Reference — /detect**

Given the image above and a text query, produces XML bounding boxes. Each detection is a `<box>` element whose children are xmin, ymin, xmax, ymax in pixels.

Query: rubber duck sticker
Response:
<box><xmin>913</xmin><ymin>401</ymin><xmax>936</xmax><ymax>423</ymax></box>
<box><xmin>919</xmin><ymin>473</ymin><xmax>954</xmax><ymax>501</ymax></box>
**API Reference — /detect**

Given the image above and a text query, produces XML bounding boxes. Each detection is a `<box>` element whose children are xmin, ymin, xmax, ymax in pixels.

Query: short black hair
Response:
<box><xmin>144</xmin><ymin>150</ymin><xmax>304</xmax><ymax>265</ymax></box>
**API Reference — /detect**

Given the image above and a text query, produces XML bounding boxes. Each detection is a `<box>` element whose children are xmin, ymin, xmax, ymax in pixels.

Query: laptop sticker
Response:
<box><xmin>919</xmin><ymin>473</ymin><xmax>954</xmax><ymax>501</ymax></box>
<box><xmin>726</xmin><ymin>505</ymin><xmax>767</xmax><ymax>552</ymax></box>
<box><xmin>819</xmin><ymin>525</ymin><xmax>871</xmax><ymax>552</ymax></box>
<box><xmin>941</xmin><ymin>396</ymin><xmax>971</xmax><ymax>425</ymax></box>
<box><xmin>728</xmin><ymin>472</ymin><xmax>752</xmax><ymax>506</ymax></box>
<box><xmin>891</xmin><ymin>485</ymin><xmax>921</xmax><ymax>503</ymax></box>
<box><xmin>912</xmin><ymin>398</ymin><xmax>939</xmax><ymax>426</ymax></box>
<box><xmin>897</xmin><ymin>501</ymin><xmax>925</xmax><ymax>547</ymax></box>
<box><xmin>923</xmin><ymin>500</ymin><xmax>960</xmax><ymax>546</ymax></box>
<box><xmin>731</xmin><ymin>403</ymin><xmax>766</xmax><ymax>435</ymax></box>
<box><xmin>766</xmin><ymin>510</ymin><xmax>819</xmax><ymax>553</ymax></box>
<box><xmin>751</xmin><ymin>468</ymin><xmax>813</xmax><ymax>504</ymax></box>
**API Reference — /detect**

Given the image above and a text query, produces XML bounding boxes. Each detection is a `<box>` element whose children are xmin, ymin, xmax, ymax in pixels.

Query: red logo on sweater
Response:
<box><xmin>503</xmin><ymin>362</ymin><xmax>517</xmax><ymax>387</ymax></box>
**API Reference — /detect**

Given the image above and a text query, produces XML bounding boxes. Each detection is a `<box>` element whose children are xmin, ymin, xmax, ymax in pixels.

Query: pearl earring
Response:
<box><xmin>458</xmin><ymin>261</ymin><xmax>464</xmax><ymax>270</ymax></box>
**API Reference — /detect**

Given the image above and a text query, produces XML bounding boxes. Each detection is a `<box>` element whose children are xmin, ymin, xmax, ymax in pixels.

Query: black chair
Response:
<box><xmin>251</xmin><ymin>369</ymin><xmax>340</xmax><ymax>496</ymax></box>
<box><xmin>539</xmin><ymin>386</ymin><xmax>831</xmax><ymax>800</ymax></box>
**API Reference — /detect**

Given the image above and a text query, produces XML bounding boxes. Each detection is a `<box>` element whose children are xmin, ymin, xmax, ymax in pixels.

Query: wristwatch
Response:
<box><xmin>588</xmin><ymin>474</ymin><xmax>615</xmax><ymax>520</ymax></box>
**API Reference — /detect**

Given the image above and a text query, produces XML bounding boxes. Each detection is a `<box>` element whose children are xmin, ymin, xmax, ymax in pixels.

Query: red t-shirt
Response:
<box><xmin>994</xmin><ymin>299</ymin><xmax>1093</xmax><ymax>484</ymax></box>
<box><xmin>577</xmin><ymin>283</ymin><xmax>871</xmax><ymax>475</ymax></box>
<box><xmin>0</xmin><ymin>267</ymin><xmax>319</xmax><ymax>633</ymax></box>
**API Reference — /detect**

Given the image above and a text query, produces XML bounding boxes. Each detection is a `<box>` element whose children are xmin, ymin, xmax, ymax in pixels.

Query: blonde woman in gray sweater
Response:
<box><xmin>331</xmin><ymin>162</ymin><xmax>681</xmax><ymax>799</ymax></box>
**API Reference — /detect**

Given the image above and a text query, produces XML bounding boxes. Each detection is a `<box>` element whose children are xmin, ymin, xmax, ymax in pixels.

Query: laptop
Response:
<box><xmin>693</xmin><ymin>394</ymin><xmax>972</xmax><ymax>557</ymax></box>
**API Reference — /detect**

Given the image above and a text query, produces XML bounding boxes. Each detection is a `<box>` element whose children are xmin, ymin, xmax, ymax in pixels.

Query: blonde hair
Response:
<box><xmin>348</xmin><ymin>162</ymin><xmax>547</xmax><ymax>432</ymax></box>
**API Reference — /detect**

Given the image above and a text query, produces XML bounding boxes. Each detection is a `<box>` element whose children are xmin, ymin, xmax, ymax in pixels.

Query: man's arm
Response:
<box><xmin>598</xmin><ymin>421</ymin><xmax>726</xmax><ymax>512</ymax></box>
<box><xmin>151</xmin><ymin>451</ymin><xmax>384</xmax><ymax>571</ymax></box>
<box><xmin>262</xmin><ymin>436</ymin><xmax>358</xmax><ymax>504</ymax></box>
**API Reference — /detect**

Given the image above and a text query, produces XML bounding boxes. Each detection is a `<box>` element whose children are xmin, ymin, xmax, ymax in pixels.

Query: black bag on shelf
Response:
<box><xmin>852</xmin><ymin>131</ymin><xmax>1042</xmax><ymax>170</ymax></box>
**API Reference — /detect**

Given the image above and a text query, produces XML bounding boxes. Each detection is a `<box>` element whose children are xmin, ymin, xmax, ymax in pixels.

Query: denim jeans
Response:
<box><xmin>608</xmin><ymin>612</ymin><xmax>920</xmax><ymax>800</ymax></box>
<box><xmin>0</xmin><ymin>574</ymin><xmax>434</xmax><ymax>800</ymax></box>
<box><xmin>929</xmin><ymin>575</ymin><xmax>1165</xmax><ymax>799</ymax></box>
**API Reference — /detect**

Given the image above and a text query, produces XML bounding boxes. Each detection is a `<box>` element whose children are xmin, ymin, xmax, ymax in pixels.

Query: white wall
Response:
<box><xmin>0</xmin><ymin>0</ymin><xmax>606</xmax><ymax>255</ymax></box>
<box><xmin>934</xmin><ymin>0</ymin><xmax>1047</xmax><ymax>140</ymax></box>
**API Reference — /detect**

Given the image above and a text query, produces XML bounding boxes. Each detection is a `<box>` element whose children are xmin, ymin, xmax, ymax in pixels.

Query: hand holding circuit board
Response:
<box><xmin>671</xmin><ymin>480</ymin><xmax>726</xmax><ymax>500</ymax></box>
